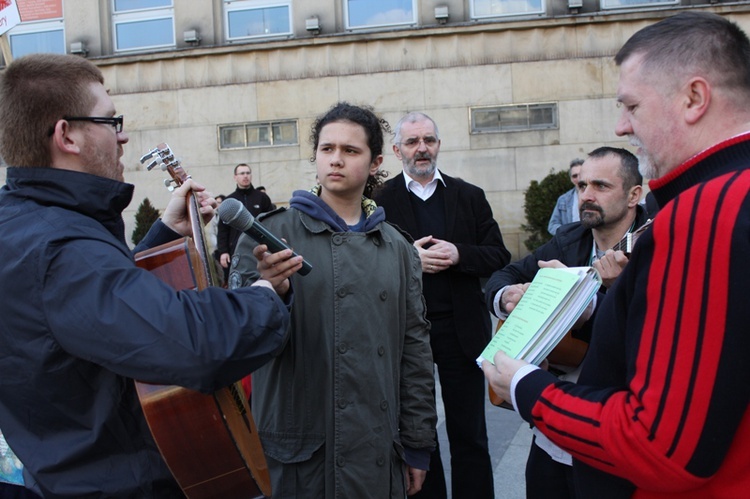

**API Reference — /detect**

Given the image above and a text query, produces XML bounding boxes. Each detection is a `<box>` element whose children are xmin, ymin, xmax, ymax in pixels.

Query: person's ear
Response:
<box><xmin>370</xmin><ymin>154</ymin><xmax>383</xmax><ymax>175</ymax></box>
<box><xmin>628</xmin><ymin>185</ymin><xmax>643</xmax><ymax>208</ymax></box>
<box><xmin>683</xmin><ymin>77</ymin><xmax>711</xmax><ymax>125</ymax></box>
<box><xmin>392</xmin><ymin>144</ymin><xmax>403</xmax><ymax>161</ymax></box>
<box><xmin>50</xmin><ymin>120</ymin><xmax>82</xmax><ymax>156</ymax></box>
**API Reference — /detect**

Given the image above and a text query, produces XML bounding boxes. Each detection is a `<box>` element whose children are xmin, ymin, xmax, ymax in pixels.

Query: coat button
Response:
<box><xmin>336</xmin><ymin>287</ymin><xmax>347</xmax><ymax>298</ymax></box>
<box><xmin>228</xmin><ymin>272</ymin><xmax>241</xmax><ymax>290</ymax></box>
<box><xmin>376</xmin><ymin>456</ymin><xmax>385</xmax><ymax>466</ymax></box>
<box><xmin>378</xmin><ymin>346</ymin><xmax>385</xmax><ymax>356</ymax></box>
<box><xmin>337</xmin><ymin>456</ymin><xmax>346</xmax><ymax>467</ymax></box>
<box><xmin>379</xmin><ymin>290</ymin><xmax>387</xmax><ymax>301</ymax></box>
<box><xmin>380</xmin><ymin>400</ymin><xmax>388</xmax><ymax>410</ymax></box>
<box><xmin>338</xmin><ymin>343</ymin><xmax>348</xmax><ymax>354</ymax></box>
<box><xmin>332</xmin><ymin>234</ymin><xmax>343</xmax><ymax>245</ymax></box>
<box><xmin>337</xmin><ymin>399</ymin><xmax>348</xmax><ymax>409</ymax></box>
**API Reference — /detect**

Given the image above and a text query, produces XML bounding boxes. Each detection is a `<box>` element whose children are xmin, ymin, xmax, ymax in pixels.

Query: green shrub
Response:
<box><xmin>131</xmin><ymin>197</ymin><xmax>160</xmax><ymax>246</ymax></box>
<box><xmin>521</xmin><ymin>169</ymin><xmax>573</xmax><ymax>252</ymax></box>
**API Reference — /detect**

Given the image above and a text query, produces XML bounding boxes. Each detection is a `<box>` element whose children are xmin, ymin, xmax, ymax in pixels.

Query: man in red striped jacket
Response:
<box><xmin>483</xmin><ymin>11</ymin><xmax>750</xmax><ymax>498</ymax></box>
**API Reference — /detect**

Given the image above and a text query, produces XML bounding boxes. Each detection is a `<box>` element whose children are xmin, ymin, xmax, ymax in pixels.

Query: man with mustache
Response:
<box><xmin>484</xmin><ymin>146</ymin><xmax>647</xmax><ymax>499</ymax></box>
<box><xmin>484</xmin><ymin>12</ymin><xmax>750</xmax><ymax>497</ymax></box>
<box><xmin>374</xmin><ymin>111</ymin><xmax>510</xmax><ymax>499</ymax></box>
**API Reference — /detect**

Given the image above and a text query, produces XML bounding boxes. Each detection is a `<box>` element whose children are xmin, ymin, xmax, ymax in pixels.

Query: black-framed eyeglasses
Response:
<box><xmin>63</xmin><ymin>115</ymin><xmax>124</xmax><ymax>133</ymax></box>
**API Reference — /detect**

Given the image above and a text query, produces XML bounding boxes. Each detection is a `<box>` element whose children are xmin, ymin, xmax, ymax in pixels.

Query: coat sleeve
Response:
<box><xmin>452</xmin><ymin>185</ymin><xmax>511</xmax><ymax>276</ymax></box>
<box><xmin>132</xmin><ymin>219</ymin><xmax>181</xmax><ymax>254</ymax></box>
<box><xmin>259</xmin><ymin>192</ymin><xmax>274</xmax><ymax>214</ymax></box>
<box><xmin>216</xmin><ymin>216</ymin><xmax>231</xmax><ymax>255</ymax></box>
<box><xmin>547</xmin><ymin>195</ymin><xmax>565</xmax><ymax>236</ymax></box>
<box><xmin>228</xmin><ymin>232</ymin><xmax>263</xmax><ymax>287</ymax></box>
<box><xmin>398</xmin><ymin>243</ymin><xmax>437</xmax><ymax>453</ymax></box>
<box><xmin>40</xmin><ymin>235</ymin><xmax>290</xmax><ymax>393</ymax></box>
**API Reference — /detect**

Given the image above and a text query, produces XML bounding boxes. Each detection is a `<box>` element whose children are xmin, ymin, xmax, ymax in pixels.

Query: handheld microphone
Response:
<box><xmin>218</xmin><ymin>198</ymin><xmax>312</xmax><ymax>276</ymax></box>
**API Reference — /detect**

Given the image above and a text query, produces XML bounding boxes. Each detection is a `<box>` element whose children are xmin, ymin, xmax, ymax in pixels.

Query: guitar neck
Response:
<box><xmin>612</xmin><ymin>232</ymin><xmax>637</xmax><ymax>254</ymax></box>
<box><xmin>187</xmin><ymin>194</ymin><xmax>219</xmax><ymax>287</ymax></box>
<box><xmin>611</xmin><ymin>219</ymin><xmax>653</xmax><ymax>255</ymax></box>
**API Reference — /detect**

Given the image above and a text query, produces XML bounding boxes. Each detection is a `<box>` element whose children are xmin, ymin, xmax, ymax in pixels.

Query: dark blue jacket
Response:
<box><xmin>0</xmin><ymin>167</ymin><xmax>290</xmax><ymax>498</ymax></box>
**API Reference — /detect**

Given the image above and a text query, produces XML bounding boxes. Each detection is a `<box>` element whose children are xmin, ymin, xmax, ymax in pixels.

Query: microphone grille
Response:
<box><xmin>217</xmin><ymin>197</ymin><xmax>254</xmax><ymax>231</ymax></box>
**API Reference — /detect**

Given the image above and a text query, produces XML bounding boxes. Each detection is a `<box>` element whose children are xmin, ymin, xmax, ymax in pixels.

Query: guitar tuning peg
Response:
<box><xmin>139</xmin><ymin>149</ymin><xmax>157</xmax><ymax>164</ymax></box>
<box><xmin>145</xmin><ymin>159</ymin><xmax>159</xmax><ymax>171</ymax></box>
<box><xmin>163</xmin><ymin>178</ymin><xmax>176</xmax><ymax>191</ymax></box>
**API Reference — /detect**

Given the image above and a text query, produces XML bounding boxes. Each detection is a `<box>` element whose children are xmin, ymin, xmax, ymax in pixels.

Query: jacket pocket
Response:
<box><xmin>258</xmin><ymin>432</ymin><xmax>325</xmax><ymax>464</ymax></box>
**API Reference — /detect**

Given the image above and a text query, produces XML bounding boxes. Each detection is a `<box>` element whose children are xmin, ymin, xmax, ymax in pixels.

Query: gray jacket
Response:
<box><xmin>230</xmin><ymin>205</ymin><xmax>436</xmax><ymax>498</ymax></box>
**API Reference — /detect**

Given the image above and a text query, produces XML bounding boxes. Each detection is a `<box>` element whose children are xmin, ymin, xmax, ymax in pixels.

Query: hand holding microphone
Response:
<box><xmin>217</xmin><ymin>198</ymin><xmax>312</xmax><ymax>276</ymax></box>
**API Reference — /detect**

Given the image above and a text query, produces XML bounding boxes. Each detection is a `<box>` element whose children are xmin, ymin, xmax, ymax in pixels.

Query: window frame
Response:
<box><xmin>600</xmin><ymin>0</ymin><xmax>679</xmax><ymax>10</ymax></box>
<box><xmin>224</xmin><ymin>0</ymin><xmax>293</xmax><ymax>42</ymax></box>
<box><xmin>7</xmin><ymin>18</ymin><xmax>65</xmax><ymax>59</ymax></box>
<box><xmin>111</xmin><ymin>0</ymin><xmax>175</xmax><ymax>53</ymax></box>
<box><xmin>469</xmin><ymin>0</ymin><xmax>545</xmax><ymax>20</ymax></box>
<box><xmin>470</xmin><ymin>103</ymin><xmax>559</xmax><ymax>134</ymax></box>
<box><xmin>344</xmin><ymin>0</ymin><xmax>417</xmax><ymax>31</ymax></box>
<box><xmin>218</xmin><ymin>120</ymin><xmax>299</xmax><ymax>150</ymax></box>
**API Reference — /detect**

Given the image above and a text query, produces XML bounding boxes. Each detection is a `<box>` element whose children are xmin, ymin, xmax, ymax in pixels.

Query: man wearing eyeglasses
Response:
<box><xmin>217</xmin><ymin>163</ymin><xmax>274</xmax><ymax>281</ymax></box>
<box><xmin>373</xmin><ymin>111</ymin><xmax>510</xmax><ymax>499</ymax></box>
<box><xmin>0</xmin><ymin>53</ymin><xmax>302</xmax><ymax>497</ymax></box>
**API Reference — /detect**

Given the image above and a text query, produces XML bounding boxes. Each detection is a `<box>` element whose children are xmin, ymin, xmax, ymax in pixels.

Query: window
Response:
<box><xmin>112</xmin><ymin>0</ymin><xmax>174</xmax><ymax>52</ymax></box>
<box><xmin>225</xmin><ymin>0</ymin><xmax>292</xmax><ymax>41</ymax></box>
<box><xmin>470</xmin><ymin>103</ymin><xmax>558</xmax><ymax>133</ymax></box>
<box><xmin>8</xmin><ymin>20</ymin><xmax>65</xmax><ymax>59</ymax></box>
<box><xmin>471</xmin><ymin>0</ymin><xmax>544</xmax><ymax>19</ymax></box>
<box><xmin>601</xmin><ymin>0</ymin><xmax>678</xmax><ymax>9</ymax></box>
<box><xmin>345</xmin><ymin>0</ymin><xmax>416</xmax><ymax>30</ymax></box>
<box><xmin>218</xmin><ymin>120</ymin><xmax>298</xmax><ymax>149</ymax></box>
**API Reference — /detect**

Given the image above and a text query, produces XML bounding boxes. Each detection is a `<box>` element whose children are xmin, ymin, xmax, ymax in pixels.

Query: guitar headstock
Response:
<box><xmin>140</xmin><ymin>143</ymin><xmax>190</xmax><ymax>190</ymax></box>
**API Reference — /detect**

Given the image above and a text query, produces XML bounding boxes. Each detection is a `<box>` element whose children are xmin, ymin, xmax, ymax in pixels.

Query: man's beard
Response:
<box><xmin>630</xmin><ymin>136</ymin><xmax>658</xmax><ymax>179</ymax></box>
<box><xmin>405</xmin><ymin>152</ymin><xmax>436</xmax><ymax>178</ymax></box>
<box><xmin>580</xmin><ymin>202</ymin><xmax>605</xmax><ymax>229</ymax></box>
<box><xmin>637</xmin><ymin>153</ymin><xmax>658</xmax><ymax>180</ymax></box>
<box><xmin>81</xmin><ymin>140</ymin><xmax>122</xmax><ymax>182</ymax></box>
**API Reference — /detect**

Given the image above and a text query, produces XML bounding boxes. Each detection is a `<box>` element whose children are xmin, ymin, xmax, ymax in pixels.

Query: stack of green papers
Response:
<box><xmin>477</xmin><ymin>266</ymin><xmax>601</xmax><ymax>366</ymax></box>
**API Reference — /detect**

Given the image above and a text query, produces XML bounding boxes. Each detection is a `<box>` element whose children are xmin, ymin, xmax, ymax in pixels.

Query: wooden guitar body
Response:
<box><xmin>134</xmin><ymin>144</ymin><xmax>270</xmax><ymax>498</ymax></box>
<box><xmin>134</xmin><ymin>381</ymin><xmax>267</xmax><ymax>498</ymax></box>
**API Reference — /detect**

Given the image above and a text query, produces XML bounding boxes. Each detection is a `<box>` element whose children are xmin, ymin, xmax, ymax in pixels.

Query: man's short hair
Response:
<box><xmin>587</xmin><ymin>146</ymin><xmax>642</xmax><ymax>190</ymax></box>
<box><xmin>234</xmin><ymin>163</ymin><xmax>251</xmax><ymax>174</ymax></box>
<box><xmin>615</xmin><ymin>12</ymin><xmax>750</xmax><ymax>105</ymax></box>
<box><xmin>393</xmin><ymin>112</ymin><xmax>440</xmax><ymax>145</ymax></box>
<box><xmin>569</xmin><ymin>158</ymin><xmax>585</xmax><ymax>169</ymax></box>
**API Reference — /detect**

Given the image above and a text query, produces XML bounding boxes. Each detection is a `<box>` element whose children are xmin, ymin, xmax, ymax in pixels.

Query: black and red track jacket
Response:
<box><xmin>515</xmin><ymin>133</ymin><xmax>750</xmax><ymax>498</ymax></box>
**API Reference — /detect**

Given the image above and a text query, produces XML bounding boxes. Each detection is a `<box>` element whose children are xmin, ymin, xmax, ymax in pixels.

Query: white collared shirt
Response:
<box><xmin>402</xmin><ymin>169</ymin><xmax>446</xmax><ymax>201</ymax></box>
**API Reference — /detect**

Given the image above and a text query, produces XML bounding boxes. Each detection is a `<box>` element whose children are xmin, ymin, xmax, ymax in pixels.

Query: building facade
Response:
<box><xmin>1</xmin><ymin>0</ymin><xmax>749</xmax><ymax>257</ymax></box>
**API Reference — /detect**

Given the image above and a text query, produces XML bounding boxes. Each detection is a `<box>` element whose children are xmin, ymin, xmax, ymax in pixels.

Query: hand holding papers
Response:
<box><xmin>477</xmin><ymin>266</ymin><xmax>602</xmax><ymax>367</ymax></box>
